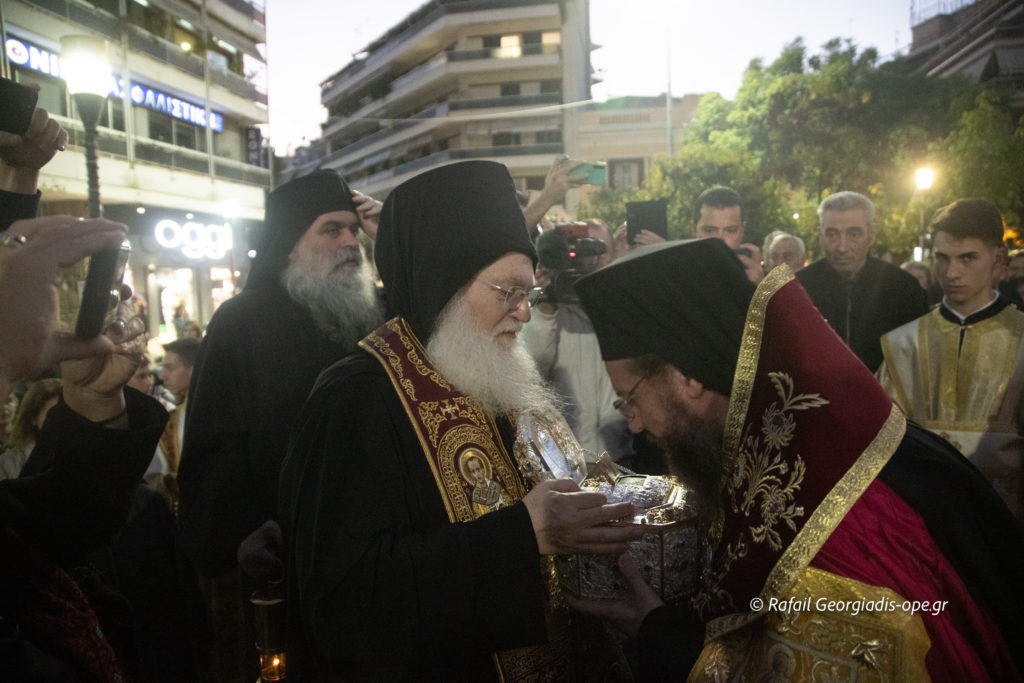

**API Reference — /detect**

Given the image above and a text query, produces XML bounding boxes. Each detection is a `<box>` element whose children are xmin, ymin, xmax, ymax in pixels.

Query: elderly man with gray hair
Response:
<box><xmin>765</xmin><ymin>232</ymin><xmax>806</xmax><ymax>272</ymax></box>
<box><xmin>796</xmin><ymin>191</ymin><xmax>927</xmax><ymax>371</ymax></box>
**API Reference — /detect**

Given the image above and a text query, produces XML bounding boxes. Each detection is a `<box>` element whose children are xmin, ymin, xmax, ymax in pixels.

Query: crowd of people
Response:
<box><xmin>2</xmin><ymin>104</ymin><xmax>1022</xmax><ymax>682</ymax></box>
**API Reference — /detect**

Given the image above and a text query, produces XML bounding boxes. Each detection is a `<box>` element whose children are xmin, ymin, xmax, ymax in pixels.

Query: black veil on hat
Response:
<box><xmin>375</xmin><ymin>160</ymin><xmax>536</xmax><ymax>341</ymax></box>
<box><xmin>245</xmin><ymin>170</ymin><xmax>357</xmax><ymax>290</ymax></box>
<box><xmin>575</xmin><ymin>239</ymin><xmax>755</xmax><ymax>396</ymax></box>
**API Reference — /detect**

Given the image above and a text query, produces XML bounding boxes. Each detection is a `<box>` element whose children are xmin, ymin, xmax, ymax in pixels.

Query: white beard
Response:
<box><xmin>426</xmin><ymin>295</ymin><xmax>559</xmax><ymax>417</ymax></box>
<box><xmin>281</xmin><ymin>244</ymin><xmax>383</xmax><ymax>346</ymax></box>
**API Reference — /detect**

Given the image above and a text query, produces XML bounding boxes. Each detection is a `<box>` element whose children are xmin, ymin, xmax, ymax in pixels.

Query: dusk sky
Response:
<box><xmin>263</xmin><ymin>0</ymin><xmax>914</xmax><ymax>153</ymax></box>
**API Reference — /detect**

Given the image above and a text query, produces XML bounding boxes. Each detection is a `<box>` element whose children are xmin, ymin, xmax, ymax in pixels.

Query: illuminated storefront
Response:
<box><xmin>104</xmin><ymin>204</ymin><xmax>260</xmax><ymax>343</ymax></box>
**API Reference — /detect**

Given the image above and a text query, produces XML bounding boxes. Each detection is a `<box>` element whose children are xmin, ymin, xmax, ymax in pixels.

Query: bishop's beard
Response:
<box><xmin>281</xmin><ymin>244</ymin><xmax>383</xmax><ymax>347</ymax></box>
<box><xmin>653</xmin><ymin>394</ymin><xmax>727</xmax><ymax>530</ymax></box>
<box><xmin>426</xmin><ymin>295</ymin><xmax>559</xmax><ymax>418</ymax></box>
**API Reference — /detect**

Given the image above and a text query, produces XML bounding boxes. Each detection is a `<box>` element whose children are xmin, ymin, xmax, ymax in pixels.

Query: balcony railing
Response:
<box><xmin>25</xmin><ymin>0</ymin><xmax>119</xmax><ymax>40</ymax></box>
<box><xmin>23</xmin><ymin>0</ymin><xmax>266</xmax><ymax>104</ymax></box>
<box><xmin>345</xmin><ymin>142</ymin><xmax>563</xmax><ymax>184</ymax></box>
<box><xmin>128</xmin><ymin>29</ymin><xmax>205</xmax><ymax>79</ymax></box>
<box><xmin>449</xmin><ymin>92</ymin><xmax>562</xmax><ymax>110</ymax></box>
<box><xmin>448</xmin><ymin>43</ymin><xmax>559</xmax><ymax>62</ymax></box>
<box><xmin>324</xmin><ymin>101</ymin><xmax>450</xmax><ymax>164</ymax></box>
<box><xmin>325</xmin><ymin>0</ymin><xmax>560</xmax><ymax>85</ymax></box>
<box><xmin>326</xmin><ymin>41</ymin><xmax>560</xmax><ymax>111</ymax></box>
<box><xmin>216</xmin><ymin>0</ymin><xmax>266</xmax><ymax>25</ymax></box>
<box><xmin>55</xmin><ymin>114</ymin><xmax>269</xmax><ymax>187</ymax></box>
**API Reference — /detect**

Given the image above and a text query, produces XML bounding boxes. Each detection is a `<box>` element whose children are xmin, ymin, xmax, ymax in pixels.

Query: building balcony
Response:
<box><xmin>322</xmin><ymin>46</ymin><xmax>561</xmax><ymax>141</ymax></box>
<box><xmin>56</xmin><ymin>114</ymin><xmax>270</xmax><ymax>187</ymax></box>
<box><xmin>321</xmin><ymin>0</ymin><xmax>562</xmax><ymax>97</ymax></box>
<box><xmin>21</xmin><ymin>0</ymin><xmax>266</xmax><ymax>104</ymax></box>
<box><xmin>322</xmin><ymin>91</ymin><xmax>562</xmax><ymax>173</ymax></box>
<box><xmin>339</xmin><ymin>142</ymin><xmax>564</xmax><ymax>186</ymax></box>
<box><xmin>338</xmin><ymin>141</ymin><xmax>563</xmax><ymax>197</ymax></box>
<box><xmin>24</xmin><ymin>0</ymin><xmax>120</xmax><ymax>41</ymax></box>
<box><xmin>448</xmin><ymin>91</ymin><xmax>562</xmax><ymax>111</ymax></box>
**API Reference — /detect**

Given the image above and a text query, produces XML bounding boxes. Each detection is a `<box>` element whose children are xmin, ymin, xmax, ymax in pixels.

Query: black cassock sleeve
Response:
<box><xmin>8</xmin><ymin>387</ymin><xmax>167</xmax><ymax>568</ymax></box>
<box><xmin>281</xmin><ymin>355</ymin><xmax>547</xmax><ymax>680</ymax></box>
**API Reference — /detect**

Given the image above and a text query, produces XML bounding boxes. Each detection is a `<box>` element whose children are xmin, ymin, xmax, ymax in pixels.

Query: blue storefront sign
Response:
<box><xmin>5</xmin><ymin>35</ymin><xmax>224</xmax><ymax>132</ymax></box>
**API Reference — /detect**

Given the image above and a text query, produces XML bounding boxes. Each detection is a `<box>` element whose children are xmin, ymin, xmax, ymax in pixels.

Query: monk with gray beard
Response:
<box><xmin>178</xmin><ymin>170</ymin><xmax>384</xmax><ymax>682</ymax></box>
<box><xmin>280</xmin><ymin>160</ymin><xmax>643</xmax><ymax>682</ymax></box>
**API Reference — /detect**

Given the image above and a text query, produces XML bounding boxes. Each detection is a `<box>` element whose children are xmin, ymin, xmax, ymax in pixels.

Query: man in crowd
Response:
<box><xmin>878</xmin><ymin>198</ymin><xmax>1023</xmax><ymax>519</ymax></box>
<box><xmin>178</xmin><ymin>170</ymin><xmax>384</xmax><ymax>680</ymax></box>
<box><xmin>522</xmin><ymin>219</ymin><xmax>633</xmax><ymax>466</ymax></box>
<box><xmin>797</xmin><ymin>191</ymin><xmax>928</xmax><ymax>371</ymax></box>
<box><xmin>280</xmin><ymin>161</ymin><xmax>643</xmax><ymax>680</ymax></box>
<box><xmin>692</xmin><ymin>186</ymin><xmax>764</xmax><ymax>283</ymax></box>
<box><xmin>152</xmin><ymin>337</ymin><xmax>200</xmax><ymax>512</ymax></box>
<box><xmin>765</xmin><ymin>232</ymin><xmax>806</xmax><ymax>272</ymax></box>
<box><xmin>571</xmin><ymin>239</ymin><xmax>1023</xmax><ymax>681</ymax></box>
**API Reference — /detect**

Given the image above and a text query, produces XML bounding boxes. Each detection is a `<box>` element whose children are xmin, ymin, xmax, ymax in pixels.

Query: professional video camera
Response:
<box><xmin>535</xmin><ymin>222</ymin><xmax>607</xmax><ymax>304</ymax></box>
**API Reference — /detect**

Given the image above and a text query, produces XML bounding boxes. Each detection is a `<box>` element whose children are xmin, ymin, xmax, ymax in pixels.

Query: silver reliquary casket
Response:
<box><xmin>515</xmin><ymin>412</ymin><xmax>701</xmax><ymax>602</ymax></box>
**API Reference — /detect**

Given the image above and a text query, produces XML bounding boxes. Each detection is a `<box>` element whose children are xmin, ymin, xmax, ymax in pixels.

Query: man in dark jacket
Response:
<box><xmin>178</xmin><ymin>170</ymin><xmax>384</xmax><ymax>680</ymax></box>
<box><xmin>796</xmin><ymin>191</ymin><xmax>928</xmax><ymax>371</ymax></box>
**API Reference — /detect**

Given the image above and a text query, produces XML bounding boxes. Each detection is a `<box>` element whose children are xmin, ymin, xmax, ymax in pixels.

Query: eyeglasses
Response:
<box><xmin>613</xmin><ymin>373</ymin><xmax>650</xmax><ymax>418</ymax></box>
<box><xmin>480</xmin><ymin>281</ymin><xmax>544</xmax><ymax>311</ymax></box>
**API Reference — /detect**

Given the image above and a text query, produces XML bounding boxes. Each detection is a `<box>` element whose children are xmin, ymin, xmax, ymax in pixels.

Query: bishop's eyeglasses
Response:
<box><xmin>480</xmin><ymin>281</ymin><xmax>544</xmax><ymax>311</ymax></box>
<box><xmin>613</xmin><ymin>373</ymin><xmax>651</xmax><ymax>418</ymax></box>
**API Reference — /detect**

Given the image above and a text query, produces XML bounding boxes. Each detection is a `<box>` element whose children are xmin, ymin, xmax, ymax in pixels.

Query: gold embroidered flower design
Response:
<box><xmin>760</xmin><ymin>486</ymin><xmax>788</xmax><ymax>527</ymax></box>
<box><xmin>762</xmin><ymin>407</ymin><xmax>796</xmax><ymax>449</ymax></box>
<box><xmin>728</xmin><ymin>372</ymin><xmax>828</xmax><ymax>551</ymax></box>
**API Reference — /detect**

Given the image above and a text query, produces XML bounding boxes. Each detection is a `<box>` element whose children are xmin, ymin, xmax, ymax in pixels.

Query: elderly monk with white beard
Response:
<box><xmin>179</xmin><ymin>171</ymin><xmax>385</xmax><ymax>679</ymax></box>
<box><xmin>280</xmin><ymin>160</ymin><xmax>644</xmax><ymax>681</ymax></box>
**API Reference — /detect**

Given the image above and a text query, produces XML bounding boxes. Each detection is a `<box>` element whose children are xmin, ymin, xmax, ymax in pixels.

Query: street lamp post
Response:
<box><xmin>915</xmin><ymin>167</ymin><xmax>935</xmax><ymax>259</ymax></box>
<box><xmin>60</xmin><ymin>35</ymin><xmax>111</xmax><ymax>218</ymax></box>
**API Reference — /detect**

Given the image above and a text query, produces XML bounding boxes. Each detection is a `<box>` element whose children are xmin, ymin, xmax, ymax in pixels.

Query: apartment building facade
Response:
<box><xmin>284</xmin><ymin>0</ymin><xmax>591</xmax><ymax>201</ymax></box>
<box><xmin>2</xmin><ymin>0</ymin><xmax>270</xmax><ymax>337</ymax></box>
<box><xmin>280</xmin><ymin>0</ymin><xmax>701</xmax><ymax>222</ymax></box>
<box><xmin>909</xmin><ymin>0</ymin><xmax>1024</xmax><ymax>113</ymax></box>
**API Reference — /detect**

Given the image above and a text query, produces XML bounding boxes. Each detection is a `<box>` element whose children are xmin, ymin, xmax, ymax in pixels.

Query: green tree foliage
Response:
<box><xmin>580</xmin><ymin>37</ymin><xmax>1022</xmax><ymax>258</ymax></box>
<box><xmin>933</xmin><ymin>90</ymin><xmax>1024</xmax><ymax>237</ymax></box>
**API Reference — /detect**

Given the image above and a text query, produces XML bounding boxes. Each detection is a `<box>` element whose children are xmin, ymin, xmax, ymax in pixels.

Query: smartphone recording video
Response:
<box><xmin>0</xmin><ymin>77</ymin><xmax>39</xmax><ymax>136</ymax></box>
<box><xmin>625</xmin><ymin>200</ymin><xmax>668</xmax><ymax>245</ymax></box>
<box><xmin>75</xmin><ymin>240</ymin><xmax>132</xmax><ymax>339</ymax></box>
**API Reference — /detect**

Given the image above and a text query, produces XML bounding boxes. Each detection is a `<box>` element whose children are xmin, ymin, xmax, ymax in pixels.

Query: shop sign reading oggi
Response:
<box><xmin>155</xmin><ymin>219</ymin><xmax>233</xmax><ymax>260</ymax></box>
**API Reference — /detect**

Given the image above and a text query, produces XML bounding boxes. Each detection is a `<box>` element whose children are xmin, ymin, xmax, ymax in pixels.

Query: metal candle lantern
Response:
<box><xmin>251</xmin><ymin>584</ymin><xmax>287</xmax><ymax>681</ymax></box>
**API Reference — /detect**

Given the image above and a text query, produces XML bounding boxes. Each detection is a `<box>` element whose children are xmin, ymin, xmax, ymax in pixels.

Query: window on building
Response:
<box><xmin>482</xmin><ymin>35</ymin><xmax>501</xmax><ymax>49</ymax></box>
<box><xmin>174</xmin><ymin>120</ymin><xmax>197</xmax><ymax>149</ymax></box>
<box><xmin>497</xmin><ymin>35</ymin><xmax>522</xmax><ymax>58</ymax></box>
<box><xmin>542</xmin><ymin>31</ymin><xmax>561</xmax><ymax>53</ymax></box>
<box><xmin>500</xmin><ymin>83</ymin><xmax>521</xmax><ymax>96</ymax></box>
<box><xmin>148</xmin><ymin>110</ymin><xmax>174</xmax><ymax>144</ymax></box>
<box><xmin>15</xmin><ymin>70</ymin><xmax>66</xmax><ymax>117</ymax></box>
<box><xmin>523</xmin><ymin>32</ymin><xmax>542</xmax><ymax>45</ymax></box>
<box><xmin>207</xmin><ymin>50</ymin><xmax>230</xmax><ymax>71</ymax></box>
<box><xmin>609</xmin><ymin>159</ymin><xmax>644</xmax><ymax>190</ymax></box>
<box><xmin>540</xmin><ymin>79</ymin><xmax>562</xmax><ymax>94</ymax></box>
<box><xmin>492</xmin><ymin>132</ymin><xmax>521</xmax><ymax>147</ymax></box>
<box><xmin>173</xmin><ymin>26</ymin><xmax>199</xmax><ymax>52</ymax></box>
<box><xmin>98</xmin><ymin>98</ymin><xmax>125</xmax><ymax>132</ymax></box>
<box><xmin>536</xmin><ymin>130</ymin><xmax>562</xmax><ymax>144</ymax></box>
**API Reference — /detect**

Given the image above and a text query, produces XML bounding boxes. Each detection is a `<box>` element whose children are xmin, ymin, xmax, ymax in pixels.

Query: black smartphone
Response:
<box><xmin>0</xmin><ymin>77</ymin><xmax>38</xmax><ymax>136</ymax></box>
<box><xmin>626</xmin><ymin>199</ymin><xmax>668</xmax><ymax>245</ymax></box>
<box><xmin>75</xmin><ymin>239</ymin><xmax>132</xmax><ymax>339</ymax></box>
